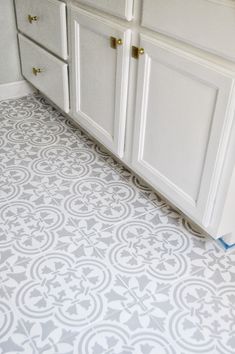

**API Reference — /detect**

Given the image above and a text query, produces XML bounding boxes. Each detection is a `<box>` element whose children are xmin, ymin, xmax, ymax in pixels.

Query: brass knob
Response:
<box><xmin>28</xmin><ymin>15</ymin><xmax>38</xmax><ymax>23</ymax></box>
<box><xmin>32</xmin><ymin>67</ymin><xmax>42</xmax><ymax>76</ymax></box>
<box><xmin>110</xmin><ymin>36</ymin><xmax>123</xmax><ymax>49</ymax></box>
<box><xmin>117</xmin><ymin>38</ymin><xmax>123</xmax><ymax>46</ymax></box>
<box><xmin>132</xmin><ymin>46</ymin><xmax>145</xmax><ymax>59</ymax></box>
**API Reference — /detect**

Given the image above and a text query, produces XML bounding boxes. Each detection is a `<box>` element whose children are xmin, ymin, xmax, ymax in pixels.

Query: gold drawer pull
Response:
<box><xmin>28</xmin><ymin>15</ymin><xmax>38</xmax><ymax>23</ymax></box>
<box><xmin>110</xmin><ymin>36</ymin><xmax>123</xmax><ymax>49</ymax></box>
<box><xmin>32</xmin><ymin>67</ymin><xmax>42</xmax><ymax>76</ymax></box>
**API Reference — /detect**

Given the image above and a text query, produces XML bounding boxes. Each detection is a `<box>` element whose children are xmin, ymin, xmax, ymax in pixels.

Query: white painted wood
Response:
<box><xmin>204</xmin><ymin>97</ymin><xmax>235</xmax><ymax>239</ymax></box>
<box><xmin>217</xmin><ymin>166</ymin><xmax>235</xmax><ymax>240</ymax></box>
<box><xmin>142</xmin><ymin>0</ymin><xmax>235</xmax><ymax>61</ymax></box>
<box><xmin>0</xmin><ymin>80</ymin><xmax>35</xmax><ymax>100</ymax></box>
<box><xmin>73</xmin><ymin>0</ymin><xmax>134</xmax><ymax>21</ymax></box>
<box><xmin>19</xmin><ymin>34</ymin><xmax>70</xmax><ymax>113</ymax></box>
<box><xmin>132</xmin><ymin>34</ymin><xmax>235</xmax><ymax>225</ymax></box>
<box><xmin>15</xmin><ymin>0</ymin><xmax>68</xmax><ymax>59</ymax></box>
<box><xmin>70</xmin><ymin>6</ymin><xmax>131</xmax><ymax>157</ymax></box>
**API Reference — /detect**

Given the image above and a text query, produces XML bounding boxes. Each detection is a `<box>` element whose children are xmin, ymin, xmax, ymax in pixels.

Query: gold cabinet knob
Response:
<box><xmin>28</xmin><ymin>15</ymin><xmax>38</xmax><ymax>23</ymax></box>
<box><xmin>132</xmin><ymin>46</ymin><xmax>145</xmax><ymax>59</ymax></box>
<box><xmin>116</xmin><ymin>38</ymin><xmax>123</xmax><ymax>46</ymax></box>
<box><xmin>32</xmin><ymin>67</ymin><xmax>42</xmax><ymax>76</ymax></box>
<box><xmin>110</xmin><ymin>36</ymin><xmax>123</xmax><ymax>49</ymax></box>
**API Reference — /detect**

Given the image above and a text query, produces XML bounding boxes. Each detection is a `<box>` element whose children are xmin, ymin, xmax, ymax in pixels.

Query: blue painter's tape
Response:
<box><xmin>218</xmin><ymin>237</ymin><xmax>235</xmax><ymax>251</ymax></box>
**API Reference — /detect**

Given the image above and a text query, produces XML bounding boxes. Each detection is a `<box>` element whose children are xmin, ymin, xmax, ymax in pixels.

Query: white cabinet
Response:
<box><xmin>142</xmin><ymin>0</ymin><xmax>235</xmax><ymax>61</ymax></box>
<box><xmin>15</xmin><ymin>0</ymin><xmax>67</xmax><ymax>60</ymax></box>
<box><xmin>74</xmin><ymin>0</ymin><xmax>134</xmax><ymax>21</ymax></box>
<box><xmin>15</xmin><ymin>0</ymin><xmax>235</xmax><ymax>240</ymax></box>
<box><xmin>70</xmin><ymin>7</ymin><xmax>131</xmax><ymax>157</ymax></box>
<box><xmin>132</xmin><ymin>35</ymin><xmax>235</xmax><ymax>226</ymax></box>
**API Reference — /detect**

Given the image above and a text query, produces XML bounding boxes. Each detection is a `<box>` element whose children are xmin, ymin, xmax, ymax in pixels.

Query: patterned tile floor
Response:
<box><xmin>0</xmin><ymin>94</ymin><xmax>235</xmax><ymax>354</ymax></box>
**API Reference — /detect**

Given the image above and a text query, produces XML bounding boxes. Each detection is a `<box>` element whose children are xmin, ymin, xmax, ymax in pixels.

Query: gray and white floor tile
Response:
<box><xmin>0</xmin><ymin>94</ymin><xmax>235</xmax><ymax>353</ymax></box>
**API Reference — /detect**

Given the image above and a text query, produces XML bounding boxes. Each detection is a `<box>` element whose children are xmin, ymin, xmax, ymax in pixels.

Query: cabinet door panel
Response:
<box><xmin>132</xmin><ymin>35</ymin><xmax>235</xmax><ymax>224</ymax></box>
<box><xmin>70</xmin><ymin>7</ymin><xmax>131</xmax><ymax>157</ymax></box>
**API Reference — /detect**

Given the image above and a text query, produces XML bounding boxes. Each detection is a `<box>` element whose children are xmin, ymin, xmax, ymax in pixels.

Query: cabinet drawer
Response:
<box><xmin>19</xmin><ymin>34</ymin><xmax>69</xmax><ymax>113</ymax></box>
<box><xmin>15</xmin><ymin>0</ymin><xmax>67</xmax><ymax>60</ymax></box>
<box><xmin>74</xmin><ymin>0</ymin><xmax>134</xmax><ymax>21</ymax></box>
<box><xmin>142</xmin><ymin>0</ymin><xmax>235</xmax><ymax>61</ymax></box>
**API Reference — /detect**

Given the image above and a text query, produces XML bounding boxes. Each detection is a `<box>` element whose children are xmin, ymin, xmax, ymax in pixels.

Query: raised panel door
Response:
<box><xmin>70</xmin><ymin>7</ymin><xmax>131</xmax><ymax>157</ymax></box>
<box><xmin>132</xmin><ymin>35</ymin><xmax>235</xmax><ymax>225</ymax></box>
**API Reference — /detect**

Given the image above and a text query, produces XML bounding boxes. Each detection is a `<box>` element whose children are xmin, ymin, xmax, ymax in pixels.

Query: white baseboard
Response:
<box><xmin>0</xmin><ymin>80</ymin><xmax>35</xmax><ymax>100</ymax></box>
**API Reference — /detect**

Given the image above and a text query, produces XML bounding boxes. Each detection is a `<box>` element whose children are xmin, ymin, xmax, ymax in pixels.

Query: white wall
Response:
<box><xmin>0</xmin><ymin>0</ymin><xmax>22</xmax><ymax>84</ymax></box>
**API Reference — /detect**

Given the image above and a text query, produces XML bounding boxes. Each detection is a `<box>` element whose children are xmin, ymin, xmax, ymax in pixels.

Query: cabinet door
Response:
<box><xmin>132</xmin><ymin>35</ymin><xmax>235</xmax><ymax>225</ymax></box>
<box><xmin>70</xmin><ymin>7</ymin><xmax>131</xmax><ymax>157</ymax></box>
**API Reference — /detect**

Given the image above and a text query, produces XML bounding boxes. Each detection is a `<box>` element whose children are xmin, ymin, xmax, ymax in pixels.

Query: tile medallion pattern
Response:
<box><xmin>0</xmin><ymin>94</ymin><xmax>235</xmax><ymax>354</ymax></box>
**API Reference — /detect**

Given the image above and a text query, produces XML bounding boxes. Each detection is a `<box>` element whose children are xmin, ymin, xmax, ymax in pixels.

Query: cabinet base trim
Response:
<box><xmin>0</xmin><ymin>80</ymin><xmax>35</xmax><ymax>100</ymax></box>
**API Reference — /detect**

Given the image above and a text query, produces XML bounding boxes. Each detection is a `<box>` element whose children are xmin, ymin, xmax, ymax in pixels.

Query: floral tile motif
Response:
<box><xmin>186</xmin><ymin>238</ymin><xmax>235</xmax><ymax>283</ymax></box>
<box><xmin>0</xmin><ymin>302</ymin><xmax>35</xmax><ymax>354</ymax></box>
<box><xmin>14</xmin><ymin>255</ymin><xmax>113</xmax><ymax>324</ymax></box>
<box><xmin>0</xmin><ymin>94</ymin><xmax>234</xmax><ymax>354</ymax></box>
<box><xmin>5</xmin><ymin>255</ymin><xmax>122</xmax><ymax>352</ymax></box>
<box><xmin>0</xmin><ymin>201</ymin><xmax>66</xmax><ymax>257</ymax></box>
<box><xmin>167</xmin><ymin>277</ymin><xmax>235</xmax><ymax>354</ymax></box>
<box><xmin>43</xmin><ymin>217</ymin><xmax>107</xmax><ymax>259</ymax></box>
<box><xmin>76</xmin><ymin>323</ymin><xmax>176</xmax><ymax>354</ymax></box>
<box><xmin>64</xmin><ymin>178</ymin><xmax>156</xmax><ymax>228</ymax></box>
<box><xmin>0</xmin><ymin>164</ymin><xmax>30</xmax><ymax>203</ymax></box>
<box><xmin>89</xmin><ymin>211</ymin><xmax>208</xmax><ymax>286</ymax></box>
<box><xmin>5</xmin><ymin>119</ymin><xmax>64</xmax><ymax>147</ymax></box>
<box><xmin>28</xmin><ymin>320</ymin><xmax>92</xmax><ymax>354</ymax></box>
<box><xmin>31</xmin><ymin>146</ymin><xmax>97</xmax><ymax>180</ymax></box>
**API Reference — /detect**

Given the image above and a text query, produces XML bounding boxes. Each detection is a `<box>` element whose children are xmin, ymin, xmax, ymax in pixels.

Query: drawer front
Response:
<box><xmin>19</xmin><ymin>34</ymin><xmax>69</xmax><ymax>113</ymax></box>
<box><xmin>74</xmin><ymin>0</ymin><xmax>134</xmax><ymax>21</ymax></box>
<box><xmin>15</xmin><ymin>0</ymin><xmax>67</xmax><ymax>59</ymax></box>
<box><xmin>142</xmin><ymin>0</ymin><xmax>235</xmax><ymax>61</ymax></box>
